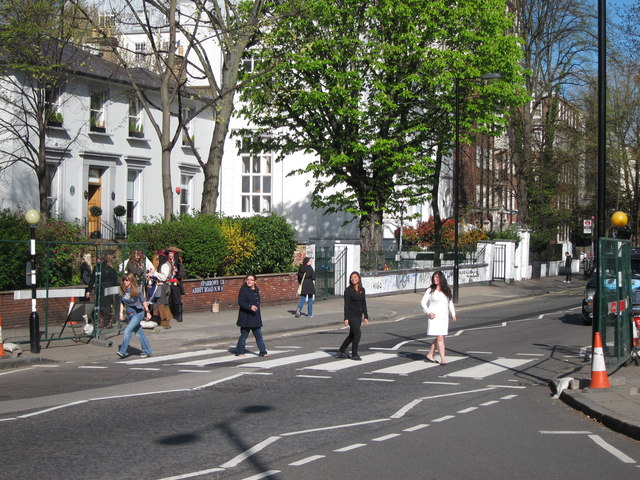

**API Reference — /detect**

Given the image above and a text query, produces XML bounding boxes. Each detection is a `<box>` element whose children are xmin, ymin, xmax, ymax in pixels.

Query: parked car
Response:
<box><xmin>582</xmin><ymin>248</ymin><xmax>640</xmax><ymax>325</ymax></box>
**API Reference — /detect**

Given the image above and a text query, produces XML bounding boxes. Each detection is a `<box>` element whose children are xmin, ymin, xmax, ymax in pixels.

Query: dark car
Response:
<box><xmin>582</xmin><ymin>248</ymin><xmax>640</xmax><ymax>325</ymax></box>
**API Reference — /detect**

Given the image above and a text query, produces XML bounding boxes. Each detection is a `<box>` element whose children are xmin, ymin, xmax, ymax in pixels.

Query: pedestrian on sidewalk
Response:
<box><xmin>150</xmin><ymin>250</ymin><xmax>173</xmax><ymax>329</ymax></box>
<box><xmin>295</xmin><ymin>256</ymin><xmax>316</xmax><ymax>318</ymax></box>
<box><xmin>564</xmin><ymin>252</ymin><xmax>573</xmax><ymax>283</ymax></box>
<box><xmin>421</xmin><ymin>270</ymin><xmax>456</xmax><ymax>365</ymax></box>
<box><xmin>167</xmin><ymin>246</ymin><xmax>186</xmax><ymax>322</ymax></box>
<box><xmin>235</xmin><ymin>274</ymin><xmax>269</xmax><ymax>357</ymax></box>
<box><xmin>117</xmin><ymin>274</ymin><xmax>153</xmax><ymax>359</ymax></box>
<box><xmin>336</xmin><ymin>271</ymin><xmax>369</xmax><ymax>361</ymax></box>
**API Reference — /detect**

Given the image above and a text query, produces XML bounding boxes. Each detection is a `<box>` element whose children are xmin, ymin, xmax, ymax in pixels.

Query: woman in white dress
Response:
<box><xmin>420</xmin><ymin>271</ymin><xmax>456</xmax><ymax>365</ymax></box>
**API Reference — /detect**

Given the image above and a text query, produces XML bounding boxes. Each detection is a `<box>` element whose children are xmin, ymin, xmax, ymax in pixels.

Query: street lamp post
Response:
<box><xmin>453</xmin><ymin>73</ymin><xmax>501</xmax><ymax>304</ymax></box>
<box><xmin>25</xmin><ymin>209</ymin><xmax>41</xmax><ymax>353</ymax></box>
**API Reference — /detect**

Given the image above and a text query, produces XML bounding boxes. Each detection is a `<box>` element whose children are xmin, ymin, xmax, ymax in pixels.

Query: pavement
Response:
<box><xmin>1</xmin><ymin>275</ymin><xmax>639</xmax><ymax>441</ymax></box>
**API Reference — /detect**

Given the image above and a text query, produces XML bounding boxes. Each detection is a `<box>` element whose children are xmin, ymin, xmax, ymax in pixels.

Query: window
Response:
<box><xmin>179</xmin><ymin>174</ymin><xmax>193</xmax><ymax>214</ymax></box>
<box><xmin>127</xmin><ymin>169</ymin><xmax>140</xmax><ymax>223</ymax></box>
<box><xmin>45</xmin><ymin>84</ymin><xmax>62</xmax><ymax>126</ymax></box>
<box><xmin>99</xmin><ymin>12</ymin><xmax>114</xmax><ymax>27</ymax></box>
<box><xmin>128</xmin><ymin>97</ymin><xmax>143</xmax><ymax>136</ymax></box>
<box><xmin>134</xmin><ymin>42</ymin><xmax>146</xmax><ymax>62</ymax></box>
<box><xmin>181</xmin><ymin>106</ymin><xmax>193</xmax><ymax>146</ymax></box>
<box><xmin>242</xmin><ymin>54</ymin><xmax>255</xmax><ymax>73</ymax></box>
<box><xmin>241</xmin><ymin>137</ymin><xmax>272</xmax><ymax>213</ymax></box>
<box><xmin>90</xmin><ymin>89</ymin><xmax>107</xmax><ymax>132</ymax></box>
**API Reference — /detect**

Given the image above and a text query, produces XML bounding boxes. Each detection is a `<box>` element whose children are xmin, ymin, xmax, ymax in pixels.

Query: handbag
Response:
<box><xmin>297</xmin><ymin>272</ymin><xmax>306</xmax><ymax>296</ymax></box>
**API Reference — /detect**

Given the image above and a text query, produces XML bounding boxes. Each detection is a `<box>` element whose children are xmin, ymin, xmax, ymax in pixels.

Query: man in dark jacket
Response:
<box><xmin>564</xmin><ymin>252</ymin><xmax>573</xmax><ymax>283</ymax></box>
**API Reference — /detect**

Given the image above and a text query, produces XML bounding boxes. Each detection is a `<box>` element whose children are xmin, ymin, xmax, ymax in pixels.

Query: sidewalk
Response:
<box><xmin>2</xmin><ymin>275</ymin><xmax>639</xmax><ymax>441</ymax></box>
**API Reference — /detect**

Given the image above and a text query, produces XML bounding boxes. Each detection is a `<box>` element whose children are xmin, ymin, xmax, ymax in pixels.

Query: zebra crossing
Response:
<box><xmin>117</xmin><ymin>347</ymin><xmax>535</xmax><ymax>380</ymax></box>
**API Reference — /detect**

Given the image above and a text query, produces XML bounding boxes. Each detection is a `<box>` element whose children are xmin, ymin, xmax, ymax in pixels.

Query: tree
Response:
<box><xmin>239</xmin><ymin>0</ymin><xmax>526</xmax><ymax>255</ymax></box>
<box><xmin>506</xmin><ymin>0</ymin><xmax>595</xmax><ymax>240</ymax></box>
<box><xmin>0</xmin><ymin>0</ymin><xmax>89</xmax><ymax>218</ymax></box>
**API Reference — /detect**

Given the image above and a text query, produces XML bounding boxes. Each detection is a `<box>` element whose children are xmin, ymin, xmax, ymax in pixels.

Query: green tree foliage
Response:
<box><xmin>239</xmin><ymin>0</ymin><xmax>526</xmax><ymax>255</ymax></box>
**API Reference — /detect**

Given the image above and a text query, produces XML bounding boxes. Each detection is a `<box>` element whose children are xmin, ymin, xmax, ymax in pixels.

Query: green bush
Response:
<box><xmin>127</xmin><ymin>214</ymin><xmax>228</xmax><ymax>278</ymax></box>
<box><xmin>237</xmin><ymin>214</ymin><xmax>297</xmax><ymax>274</ymax></box>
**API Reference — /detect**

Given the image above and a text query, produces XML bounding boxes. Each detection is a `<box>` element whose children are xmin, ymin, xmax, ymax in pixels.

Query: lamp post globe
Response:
<box><xmin>611</xmin><ymin>211</ymin><xmax>628</xmax><ymax>227</ymax></box>
<box><xmin>24</xmin><ymin>209</ymin><xmax>41</xmax><ymax>353</ymax></box>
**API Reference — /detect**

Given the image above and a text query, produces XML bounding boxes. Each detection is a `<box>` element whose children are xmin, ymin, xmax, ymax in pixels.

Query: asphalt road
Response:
<box><xmin>2</xmin><ymin>293</ymin><xmax>639</xmax><ymax>480</ymax></box>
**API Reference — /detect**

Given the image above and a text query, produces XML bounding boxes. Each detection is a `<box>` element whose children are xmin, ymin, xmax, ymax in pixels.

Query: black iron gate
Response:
<box><xmin>493</xmin><ymin>244</ymin><xmax>506</xmax><ymax>282</ymax></box>
<box><xmin>314</xmin><ymin>246</ymin><xmax>348</xmax><ymax>298</ymax></box>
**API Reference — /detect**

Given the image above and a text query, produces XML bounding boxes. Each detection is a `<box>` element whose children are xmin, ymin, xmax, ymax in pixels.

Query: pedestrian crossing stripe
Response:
<box><xmin>120</xmin><ymin>349</ymin><xmax>537</xmax><ymax>381</ymax></box>
<box><xmin>444</xmin><ymin>357</ymin><xmax>534</xmax><ymax>378</ymax></box>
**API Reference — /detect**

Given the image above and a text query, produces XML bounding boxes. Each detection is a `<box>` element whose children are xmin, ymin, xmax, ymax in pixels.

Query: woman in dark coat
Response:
<box><xmin>235</xmin><ymin>274</ymin><xmax>269</xmax><ymax>357</ymax></box>
<box><xmin>295</xmin><ymin>256</ymin><xmax>316</xmax><ymax>318</ymax></box>
<box><xmin>336</xmin><ymin>271</ymin><xmax>369</xmax><ymax>361</ymax></box>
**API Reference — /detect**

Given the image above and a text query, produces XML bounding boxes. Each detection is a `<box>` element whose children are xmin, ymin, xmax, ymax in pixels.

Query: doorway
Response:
<box><xmin>87</xmin><ymin>168</ymin><xmax>102</xmax><ymax>238</ymax></box>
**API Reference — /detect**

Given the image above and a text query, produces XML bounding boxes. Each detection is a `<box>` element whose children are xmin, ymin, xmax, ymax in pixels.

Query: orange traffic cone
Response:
<box><xmin>0</xmin><ymin>313</ymin><xmax>4</xmax><ymax>357</ymax></box>
<box><xmin>589</xmin><ymin>331</ymin><xmax>611</xmax><ymax>389</ymax></box>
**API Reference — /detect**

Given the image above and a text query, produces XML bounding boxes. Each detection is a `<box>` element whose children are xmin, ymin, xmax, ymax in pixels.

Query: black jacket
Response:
<box><xmin>236</xmin><ymin>284</ymin><xmax>263</xmax><ymax>328</ymax></box>
<box><xmin>343</xmin><ymin>285</ymin><xmax>368</xmax><ymax>321</ymax></box>
<box><xmin>297</xmin><ymin>264</ymin><xmax>316</xmax><ymax>296</ymax></box>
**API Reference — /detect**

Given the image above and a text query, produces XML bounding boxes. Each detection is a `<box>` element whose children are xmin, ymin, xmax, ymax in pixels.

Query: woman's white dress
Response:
<box><xmin>420</xmin><ymin>288</ymin><xmax>456</xmax><ymax>336</ymax></box>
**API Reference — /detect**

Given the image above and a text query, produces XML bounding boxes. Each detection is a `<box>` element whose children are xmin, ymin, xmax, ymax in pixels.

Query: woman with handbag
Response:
<box><xmin>295</xmin><ymin>257</ymin><xmax>316</xmax><ymax>318</ymax></box>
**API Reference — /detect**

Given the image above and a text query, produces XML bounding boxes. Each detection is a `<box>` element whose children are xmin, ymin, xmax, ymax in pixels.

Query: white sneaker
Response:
<box><xmin>295</xmin><ymin>309</ymin><xmax>300</xmax><ymax>318</ymax></box>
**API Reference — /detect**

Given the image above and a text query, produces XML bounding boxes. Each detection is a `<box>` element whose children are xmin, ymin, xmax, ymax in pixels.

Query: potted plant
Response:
<box><xmin>89</xmin><ymin>205</ymin><xmax>103</xmax><ymax>218</ymax></box>
<box><xmin>128</xmin><ymin>119</ymin><xmax>144</xmax><ymax>138</ymax></box>
<box><xmin>113</xmin><ymin>205</ymin><xmax>126</xmax><ymax>217</ymax></box>
<box><xmin>48</xmin><ymin>111</ymin><xmax>63</xmax><ymax>127</ymax></box>
<box><xmin>90</xmin><ymin>116</ymin><xmax>106</xmax><ymax>133</ymax></box>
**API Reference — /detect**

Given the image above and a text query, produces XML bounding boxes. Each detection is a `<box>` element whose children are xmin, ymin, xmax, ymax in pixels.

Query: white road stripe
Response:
<box><xmin>403</xmin><ymin>424</ymin><xmax>429</xmax><ymax>432</ymax></box>
<box><xmin>371</xmin><ymin>355</ymin><xmax>466</xmax><ymax>375</ymax></box>
<box><xmin>220</xmin><ymin>436</ymin><xmax>281</xmax><ymax>468</ymax></box>
<box><xmin>302</xmin><ymin>352</ymin><xmax>397</xmax><ymax>372</ymax></box>
<box><xmin>289</xmin><ymin>455</ymin><xmax>325</xmax><ymax>466</ymax></box>
<box><xmin>372</xmin><ymin>433</ymin><xmax>401</xmax><ymax>441</ymax></box>
<box><xmin>241</xmin><ymin>471</ymin><xmax>281</xmax><ymax>480</ymax></box>
<box><xmin>334</xmin><ymin>443</ymin><xmax>366</xmax><ymax>452</ymax></box>
<box><xmin>241</xmin><ymin>351</ymin><xmax>334</xmax><ymax>369</ymax></box>
<box><xmin>157</xmin><ymin>467</ymin><xmax>225</xmax><ymax>480</ymax></box>
<box><xmin>121</xmin><ymin>349</ymin><xmax>227</xmax><ymax>365</ymax></box>
<box><xmin>588</xmin><ymin>435</ymin><xmax>636</xmax><ymax>463</ymax></box>
<box><xmin>177</xmin><ymin>350</ymin><xmax>288</xmax><ymax>367</ymax></box>
<box><xmin>78</xmin><ymin>366</ymin><xmax>108</xmax><ymax>369</ymax></box>
<box><xmin>457</xmin><ymin>407</ymin><xmax>478</xmax><ymax>413</ymax></box>
<box><xmin>446</xmin><ymin>358</ymin><xmax>534</xmax><ymax>378</ymax></box>
<box><xmin>296</xmin><ymin>374</ymin><xmax>331</xmax><ymax>379</ymax></box>
<box><xmin>357</xmin><ymin>378</ymin><xmax>395</xmax><ymax>382</ymax></box>
<box><xmin>432</xmin><ymin>415</ymin><xmax>455</xmax><ymax>422</ymax></box>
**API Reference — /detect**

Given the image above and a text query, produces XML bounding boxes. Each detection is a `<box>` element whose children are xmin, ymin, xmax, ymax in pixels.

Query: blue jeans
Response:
<box><xmin>119</xmin><ymin>309</ymin><xmax>152</xmax><ymax>356</ymax></box>
<box><xmin>235</xmin><ymin>327</ymin><xmax>267</xmax><ymax>355</ymax></box>
<box><xmin>297</xmin><ymin>295</ymin><xmax>314</xmax><ymax>316</ymax></box>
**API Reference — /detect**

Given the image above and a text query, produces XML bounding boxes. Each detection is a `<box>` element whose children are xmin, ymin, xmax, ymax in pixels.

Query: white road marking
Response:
<box><xmin>120</xmin><ymin>349</ymin><xmax>226</xmax><ymax>365</ymax></box>
<box><xmin>176</xmin><ymin>350</ymin><xmax>289</xmax><ymax>367</ymax></box>
<box><xmin>432</xmin><ymin>415</ymin><xmax>455</xmax><ymax>422</ymax></box>
<box><xmin>446</xmin><ymin>358</ymin><xmax>534</xmax><ymax>378</ymax></box>
<box><xmin>403</xmin><ymin>424</ymin><xmax>429</xmax><ymax>432</ymax></box>
<box><xmin>220</xmin><ymin>436</ymin><xmax>281</xmax><ymax>468</ymax></box>
<box><xmin>156</xmin><ymin>467</ymin><xmax>225</xmax><ymax>480</ymax></box>
<box><xmin>423</xmin><ymin>381</ymin><xmax>460</xmax><ymax>385</ymax></box>
<box><xmin>357</xmin><ymin>378</ymin><xmax>395</xmax><ymax>382</ymax></box>
<box><xmin>457</xmin><ymin>407</ymin><xmax>478</xmax><ymax>413</ymax></box>
<box><xmin>390</xmin><ymin>387</ymin><xmax>497</xmax><ymax>419</ymax></box>
<box><xmin>334</xmin><ymin>443</ymin><xmax>366</xmax><ymax>452</ymax></box>
<box><xmin>480</xmin><ymin>400</ymin><xmax>499</xmax><ymax>406</ymax></box>
<box><xmin>302</xmin><ymin>352</ymin><xmax>397</xmax><ymax>372</ymax></box>
<box><xmin>372</xmin><ymin>433</ymin><xmax>401</xmax><ymax>441</ymax></box>
<box><xmin>296</xmin><ymin>374</ymin><xmax>331</xmax><ymax>379</ymax></box>
<box><xmin>588</xmin><ymin>435</ymin><xmax>636</xmax><ymax>463</ymax></box>
<box><xmin>241</xmin><ymin>471</ymin><xmax>281</xmax><ymax>480</ymax></box>
<box><xmin>241</xmin><ymin>351</ymin><xmax>334</xmax><ymax>369</ymax></box>
<box><xmin>371</xmin><ymin>355</ymin><xmax>465</xmax><ymax>375</ymax></box>
<box><xmin>130</xmin><ymin>368</ymin><xmax>161</xmax><ymax>371</ymax></box>
<box><xmin>78</xmin><ymin>366</ymin><xmax>108</xmax><ymax>369</ymax></box>
<box><xmin>289</xmin><ymin>455</ymin><xmax>325</xmax><ymax>466</ymax></box>
<box><xmin>281</xmin><ymin>418</ymin><xmax>390</xmax><ymax>437</ymax></box>
<box><xmin>539</xmin><ymin>431</ymin><xmax>592</xmax><ymax>434</ymax></box>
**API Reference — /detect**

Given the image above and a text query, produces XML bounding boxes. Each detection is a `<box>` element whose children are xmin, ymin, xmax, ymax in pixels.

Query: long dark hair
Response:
<box><xmin>349</xmin><ymin>271</ymin><xmax>363</xmax><ymax>294</ymax></box>
<box><xmin>429</xmin><ymin>271</ymin><xmax>452</xmax><ymax>301</ymax></box>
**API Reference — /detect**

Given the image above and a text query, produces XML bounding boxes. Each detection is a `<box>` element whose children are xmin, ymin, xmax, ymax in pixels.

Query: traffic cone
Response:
<box><xmin>0</xmin><ymin>313</ymin><xmax>4</xmax><ymax>357</ymax></box>
<box><xmin>589</xmin><ymin>332</ymin><xmax>611</xmax><ymax>389</ymax></box>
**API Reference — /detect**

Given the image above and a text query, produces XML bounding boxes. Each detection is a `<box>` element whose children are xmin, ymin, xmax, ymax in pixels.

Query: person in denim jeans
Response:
<box><xmin>295</xmin><ymin>257</ymin><xmax>316</xmax><ymax>318</ymax></box>
<box><xmin>117</xmin><ymin>274</ymin><xmax>153</xmax><ymax>359</ymax></box>
<box><xmin>234</xmin><ymin>274</ymin><xmax>269</xmax><ymax>357</ymax></box>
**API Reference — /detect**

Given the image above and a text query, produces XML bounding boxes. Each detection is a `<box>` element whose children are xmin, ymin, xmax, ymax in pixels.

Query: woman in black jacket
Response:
<box><xmin>295</xmin><ymin>257</ymin><xmax>316</xmax><ymax>318</ymax></box>
<box><xmin>234</xmin><ymin>274</ymin><xmax>269</xmax><ymax>357</ymax></box>
<box><xmin>336</xmin><ymin>271</ymin><xmax>369</xmax><ymax>361</ymax></box>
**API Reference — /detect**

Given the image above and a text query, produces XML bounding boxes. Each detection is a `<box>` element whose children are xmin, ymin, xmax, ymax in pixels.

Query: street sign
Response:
<box><xmin>584</xmin><ymin>219</ymin><xmax>592</xmax><ymax>234</ymax></box>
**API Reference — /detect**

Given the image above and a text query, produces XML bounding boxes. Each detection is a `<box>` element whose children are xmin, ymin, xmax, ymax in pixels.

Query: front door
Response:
<box><xmin>87</xmin><ymin>168</ymin><xmax>102</xmax><ymax>238</ymax></box>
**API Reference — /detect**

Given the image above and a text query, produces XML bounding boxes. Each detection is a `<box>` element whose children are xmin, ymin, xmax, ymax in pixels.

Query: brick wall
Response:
<box><xmin>0</xmin><ymin>273</ymin><xmax>299</xmax><ymax>329</ymax></box>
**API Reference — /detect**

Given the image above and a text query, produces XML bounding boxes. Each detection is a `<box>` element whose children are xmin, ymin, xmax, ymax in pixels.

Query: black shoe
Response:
<box><xmin>336</xmin><ymin>352</ymin><xmax>348</xmax><ymax>359</ymax></box>
<box><xmin>351</xmin><ymin>355</ymin><xmax>362</xmax><ymax>361</ymax></box>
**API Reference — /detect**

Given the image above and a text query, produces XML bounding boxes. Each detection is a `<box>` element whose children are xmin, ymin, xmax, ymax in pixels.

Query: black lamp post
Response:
<box><xmin>25</xmin><ymin>209</ymin><xmax>41</xmax><ymax>353</ymax></box>
<box><xmin>453</xmin><ymin>72</ymin><xmax>502</xmax><ymax>304</ymax></box>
